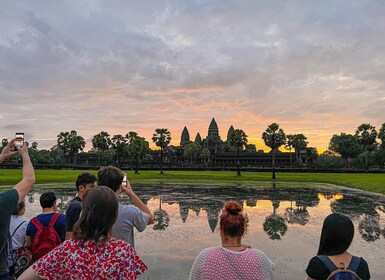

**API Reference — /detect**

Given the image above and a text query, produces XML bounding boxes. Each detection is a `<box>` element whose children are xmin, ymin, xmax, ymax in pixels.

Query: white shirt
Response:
<box><xmin>9</xmin><ymin>215</ymin><xmax>28</xmax><ymax>249</ymax></box>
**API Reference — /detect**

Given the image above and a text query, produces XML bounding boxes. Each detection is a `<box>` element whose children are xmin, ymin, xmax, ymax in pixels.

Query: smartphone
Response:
<box><xmin>14</xmin><ymin>132</ymin><xmax>24</xmax><ymax>150</ymax></box>
<box><xmin>121</xmin><ymin>175</ymin><xmax>127</xmax><ymax>187</ymax></box>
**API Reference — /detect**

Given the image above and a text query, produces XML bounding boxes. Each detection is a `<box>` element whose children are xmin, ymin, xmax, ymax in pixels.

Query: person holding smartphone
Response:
<box><xmin>97</xmin><ymin>166</ymin><xmax>154</xmax><ymax>248</ymax></box>
<box><xmin>0</xmin><ymin>138</ymin><xmax>35</xmax><ymax>280</ymax></box>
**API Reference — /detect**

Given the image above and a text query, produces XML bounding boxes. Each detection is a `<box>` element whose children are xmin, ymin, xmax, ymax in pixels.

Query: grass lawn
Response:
<box><xmin>0</xmin><ymin>169</ymin><xmax>384</xmax><ymax>195</ymax></box>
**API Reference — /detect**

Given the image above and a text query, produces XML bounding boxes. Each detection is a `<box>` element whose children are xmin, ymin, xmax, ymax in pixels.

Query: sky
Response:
<box><xmin>1</xmin><ymin>0</ymin><xmax>384</xmax><ymax>152</ymax></box>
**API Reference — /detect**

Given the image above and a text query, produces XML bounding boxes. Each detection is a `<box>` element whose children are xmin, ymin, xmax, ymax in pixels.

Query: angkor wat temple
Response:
<box><xmin>153</xmin><ymin>118</ymin><xmax>316</xmax><ymax>169</ymax></box>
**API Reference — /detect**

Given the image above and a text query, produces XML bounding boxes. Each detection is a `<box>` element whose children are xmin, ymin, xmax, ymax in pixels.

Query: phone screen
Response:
<box><xmin>122</xmin><ymin>175</ymin><xmax>127</xmax><ymax>187</ymax></box>
<box><xmin>14</xmin><ymin>132</ymin><xmax>24</xmax><ymax>149</ymax></box>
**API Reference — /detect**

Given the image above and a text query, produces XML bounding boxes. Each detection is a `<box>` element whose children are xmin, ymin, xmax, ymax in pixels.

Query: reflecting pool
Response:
<box><xmin>24</xmin><ymin>184</ymin><xmax>385</xmax><ymax>280</ymax></box>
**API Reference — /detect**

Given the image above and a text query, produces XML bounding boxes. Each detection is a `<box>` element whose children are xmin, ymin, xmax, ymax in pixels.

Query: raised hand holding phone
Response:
<box><xmin>14</xmin><ymin>132</ymin><xmax>24</xmax><ymax>151</ymax></box>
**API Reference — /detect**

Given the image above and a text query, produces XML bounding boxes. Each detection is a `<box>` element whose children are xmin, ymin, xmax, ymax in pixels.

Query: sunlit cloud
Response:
<box><xmin>1</xmin><ymin>0</ymin><xmax>384</xmax><ymax>152</ymax></box>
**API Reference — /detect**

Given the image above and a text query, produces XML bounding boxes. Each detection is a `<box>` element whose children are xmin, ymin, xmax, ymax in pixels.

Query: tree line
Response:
<box><xmin>1</xmin><ymin>122</ymin><xmax>384</xmax><ymax>175</ymax></box>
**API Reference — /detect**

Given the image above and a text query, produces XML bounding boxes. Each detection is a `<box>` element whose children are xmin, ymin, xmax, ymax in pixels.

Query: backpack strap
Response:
<box><xmin>49</xmin><ymin>213</ymin><xmax>61</xmax><ymax>227</ymax></box>
<box><xmin>317</xmin><ymin>255</ymin><xmax>339</xmax><ymax>272</ymax></box>
<box><xmin>348</xmin><ymin>256</ymin><xmax>361</xmax><ymax>272</ymax></box>
<box><xmin>11</xmin><ymin>221</ymin><xmax>26</xmax><ymax>237</ymax></box>
<box><xmin>30</xmin><ymin>217</ymin><xmax>44</xmax><ymax>231</ymax></box>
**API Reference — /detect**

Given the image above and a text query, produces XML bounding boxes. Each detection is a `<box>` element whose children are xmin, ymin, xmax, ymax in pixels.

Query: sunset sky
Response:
<box><xmin>1</xmin><ymin>1</ymin><xmax>384</xmax><ymax>152</ymax></box>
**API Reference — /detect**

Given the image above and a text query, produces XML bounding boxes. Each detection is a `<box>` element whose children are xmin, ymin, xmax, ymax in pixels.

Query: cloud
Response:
<box><xmin>1</xmin><ymin>0</ymin><xmax>384</xmax><ymax>151</ymax></box>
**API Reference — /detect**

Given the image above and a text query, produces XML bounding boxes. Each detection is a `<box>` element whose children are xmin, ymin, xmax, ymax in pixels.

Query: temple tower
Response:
<box><xmin>207</xmin><ymin>118</ymin><xmax>221</xmax><ymax>142</ymax></box>
<box><xmin>195</xmin><ymin>132</ymin><xmax>202</xmax><ymax>144</ymax></box>
<box><xmin>180</xmin><ymin>126</ymin><xmax>190</xmax><ymax>148</ymax></box>
<box><xmin>226</xmin><ymin>125</ymin><xmax>235</xmax><ymax>142</ymax></box>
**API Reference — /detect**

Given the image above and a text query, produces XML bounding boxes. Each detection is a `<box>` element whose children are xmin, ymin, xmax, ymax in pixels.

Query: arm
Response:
<box><xmin>121</xmin><ymin>181</ymin><xmax>154</xmax><ymax>225</ymax></box>
<box><xmin>14</xmin><ymin>142</ymin><xmax>36</xmax><ymax>202</ymax></box>
<box><xmin>18</xmin><ymin>265</ymin><xmax>41</xmax><ymax>280</ymax></box>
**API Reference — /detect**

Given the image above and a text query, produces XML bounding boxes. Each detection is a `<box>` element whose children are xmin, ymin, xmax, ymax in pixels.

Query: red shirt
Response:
<box><xmin>32</xmin><ymin>238</ymin><xmax>147</xmax><ymax>279</ymax></box>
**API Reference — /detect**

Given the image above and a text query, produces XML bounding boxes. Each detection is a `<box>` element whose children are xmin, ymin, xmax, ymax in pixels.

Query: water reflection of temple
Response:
<box><xmin>29</xmin><ymin>186</ymin><xmax>385</xmax><ymax>243</ymax></box>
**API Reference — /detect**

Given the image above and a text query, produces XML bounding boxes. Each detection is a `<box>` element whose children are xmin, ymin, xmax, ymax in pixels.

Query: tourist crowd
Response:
<box><xmin>0</xmin><ymin>139</ymin><xmax>371</xmax><ymax>279</ymax></box>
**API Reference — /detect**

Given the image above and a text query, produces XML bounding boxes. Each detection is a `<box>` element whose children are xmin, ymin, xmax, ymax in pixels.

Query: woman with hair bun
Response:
<box><xmin>189</xmin><ymin>201</ymin><xmax>274</xmax><ymax>280</ymax></box>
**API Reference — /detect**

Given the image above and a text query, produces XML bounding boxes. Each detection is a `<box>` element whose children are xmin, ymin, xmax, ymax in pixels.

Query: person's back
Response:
<box><xmin>306</xmin><ymin>213</ymin><xmax>370</xmax><ymax>280</ymax></box>
<box><xmin>26</xmin><ymin>192</ymin><xmax>66</xmax><ymax>261</ymax></box>
<box><xmin>97</xmin><ymin>166</ymin><xmax>153</xmax><ymax>248</ymax></box>
<box><xmin>189</xmin><ymin>246</ymin><xmax>274</xmax><ymax>280</ymax></box>
<box><xmin>189</xmin><ymin>201</ymin><xmax>274</xmax><ymax>280</ymax></box>
<box><xmin>112</xmin><ymin>204</ymin><xmax>149</xmax><ymax>248</ymax></box>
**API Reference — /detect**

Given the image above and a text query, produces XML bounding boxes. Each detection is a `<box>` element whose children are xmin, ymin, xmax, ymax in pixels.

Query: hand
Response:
<box><xmin>0</xmin><ymin>139</ymin><xmax>18</xmax><ymax>162</ymax></box>
<box><xmin>17</xmin><ymin>142</ymin><xmax>30</xmax><ymax>157</ymax></box>
<box><xmin>120</xmin><ymin>180</ymin><xmax>134</xmax><ymax>196</ymax></box>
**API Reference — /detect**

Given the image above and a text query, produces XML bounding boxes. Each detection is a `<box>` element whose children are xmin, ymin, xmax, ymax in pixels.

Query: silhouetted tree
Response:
<box><xmin>152</xmin><ymin>128</ymin><xmax>171</xmax><ymax>174</ymax></box>
<box><xmin>329</xmin><ymin>133</ymin><xmax>361</xmax><ymax>168</ymax></box>
<box><xmin>262</xmin><ymin>123</ymin><xmax>286</xmax><ymax>179</ymax></box>
<box><xmin>228</xmin><ymin>129</ymin><xmax>248</xmax><ymax>176</ymax></box>
<box><xmin>355</xmin><ymin>123</ymin><xmax>377</xmax><ymax>171</ymax></box>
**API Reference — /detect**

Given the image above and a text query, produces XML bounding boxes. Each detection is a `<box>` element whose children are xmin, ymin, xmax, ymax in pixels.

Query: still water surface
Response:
<box><xmin>24</xmin><ymin>184</ymin><xmax>385</xmax><ymax>280</ymax></box>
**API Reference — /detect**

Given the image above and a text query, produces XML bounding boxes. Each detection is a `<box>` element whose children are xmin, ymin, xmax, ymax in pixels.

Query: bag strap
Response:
<box><xmin>348</xmin><ymin>256</ymin><xmax>361</xmax><ymax>272</ymax></box>
<box><xmin>317</xmin><ymin>255</ymin><xmax>338</xmax><ymax>272</ymax></box>
<box><xmin>49</xmin><ymin>213</ymin><xmax>60</xmax><ymax>227</ymax></box>
<box><xmin>30</xmin><ymin>217</ymin><xmax>43</xmax><ymax>230</ymax></box>
<box><xmin>11</xmin><ymin>221</ymin><xmax>26</xmax><ymax>237</ymax></box>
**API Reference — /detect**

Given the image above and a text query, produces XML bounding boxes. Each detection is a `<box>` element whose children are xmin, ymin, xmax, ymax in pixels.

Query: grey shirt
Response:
<box><xmin>112</xmin><ymin>203</ymin><xmax>149</xmax><ymax>248</ymax></box>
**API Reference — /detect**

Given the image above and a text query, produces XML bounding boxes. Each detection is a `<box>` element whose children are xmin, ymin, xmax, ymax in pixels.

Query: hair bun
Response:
<box><xmin>224</xmin><ymin>201</ymin><xmax>242</xmax><ymax>215</ymax></box>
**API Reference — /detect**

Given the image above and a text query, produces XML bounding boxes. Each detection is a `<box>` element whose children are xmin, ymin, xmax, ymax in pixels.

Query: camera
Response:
<box><xmin>14</xmin><ymin>132</ymin><xmax>24</xmax><ymax>151</ymax></box>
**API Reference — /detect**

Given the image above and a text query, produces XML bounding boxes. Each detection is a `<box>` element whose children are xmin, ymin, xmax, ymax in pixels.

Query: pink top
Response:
<box><xmin>32</xmin><ymin>238</ymin><xmax>147</xmax><ymax>280</ymax></box>
<box><xmin>189</xmin><ymin>246</ymin><xmax>274</xmax><ymax>280</ymax></box>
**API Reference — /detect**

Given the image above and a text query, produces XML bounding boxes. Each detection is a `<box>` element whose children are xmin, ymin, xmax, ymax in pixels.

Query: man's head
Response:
<box><xmin>40</xmin><ymin>192</ymin><xmax>57</xmax><ymax>209</ymax></box>
<box><xmin>76</xmin><ymin>172</ymin><xmax>97</xmax><ymax>199</ymax></box>
<box><xmin>97</xmin><ymin>166</ymin><xmax>125</xmax><ymax>193</ymax></box>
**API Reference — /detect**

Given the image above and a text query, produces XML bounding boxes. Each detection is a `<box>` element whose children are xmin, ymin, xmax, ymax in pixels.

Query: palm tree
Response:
<box><xmin>285</xmin><ymin>134</ymin><xmax>295</xmax><ymax>168</ymax></box>
<box><xmin>152</xmin><ymin>128</ymin><xmax>171</xmax><ymax>174</ymax></box>
<box><xmin>228</xmin><ymin>129</ymin><xmax>248</xmax><ymax>176</ymax></box>
<box><xmin>68</xmin><ymin>130</ymin><xmax>85</xmax><ymax>164</ymax></box>
<box><xmin>355</xmin><ymin>123</ymin><xmax>377</xmax><ymax>171</ymax></box>
<box><xmin>57</xmin><ymin>131</ymin><xmax>70</xmax><ymax>163</ymax></box>
<box><xmin>262</xmin><ymin>123</ymin><xmax>286</xmax><ymax>179</ymax></box>
<box><xmin>92</xmin><ymin>131</ymin><xmax>111</xmax><ymax>165</ymax></box>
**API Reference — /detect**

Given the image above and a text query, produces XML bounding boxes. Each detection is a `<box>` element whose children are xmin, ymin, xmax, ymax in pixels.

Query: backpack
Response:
<box><xmin>317</xmin><ymin>255</ymin><xmax>362</xmax><ymax>280</ymax></box>
<box><xmin>31</xmin><ymin>213</ymin><xmax>62</xmax><ymax>261</ymax></box>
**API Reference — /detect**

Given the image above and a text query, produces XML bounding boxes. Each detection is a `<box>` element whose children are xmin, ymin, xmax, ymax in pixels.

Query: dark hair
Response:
<box><xmin>73</xmin><ymin>186</ymin><xmax>118</xmax><ymax>242</ymax></box>
<box><xmin>317</xmin><ymin>213</ymin><xmax>354</xmax><ymax>256</ymax></box>
<box><xmin>97</xmin><ymin>166</ymin><xmax>124</xmax><ymax>193</ymax></box>
<box><xmin>39</xmin><ymin>192</ymin><xmax>57</xmax><ymax>209</ymax></box>
<box><xmin>220</xmin><ymin>201</ymin><xmax>248</xmax><ymax>237</ymax></box>
<box><xmin>76</xmin><ymin>172</ymin><xmax>97</xmax><ymax>191</ymax></box>
<box><xmin>12</xmin><ymin>201</ymin><xmax>25</xmax><ymax>215</ymax></box>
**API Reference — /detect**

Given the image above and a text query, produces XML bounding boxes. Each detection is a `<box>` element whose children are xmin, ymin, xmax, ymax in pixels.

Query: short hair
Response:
<box><xmin>75</xmin><ymin>172</ymin><xmax>97</xmax><ymax>191</ymax></box>
<box><xmin>39</xmin><ymin>192</ymin><xmax>57</xmax><ymax>209</ymax></box>
<box><xmin>12</xmin><ymin>201</ymin><xmax>25</xmax><ymax>215</ymax></box>
<box><xmin>220</xmin><ymin>201</ymin><xmax>248</xmax><ymax>237</ymax></box>
<box><xmin>317</xmin><ymin>213</ymin><xmax>354</xmax><ymax>256</ymax></box>
<box><xmin>73</xmin><ymin>186</ymin><xmax>118</xmax><ymax>242</ymax></box>
<box><xmin>97</xmin><ymin>166</ymin><xmax>124</xmax><ymax>193</ymax></box>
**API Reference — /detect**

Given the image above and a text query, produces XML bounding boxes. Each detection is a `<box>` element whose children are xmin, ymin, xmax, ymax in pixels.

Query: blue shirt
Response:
<box><xmin>26</xmin><ymin>213</ymin><xmax>66</xmax><ymax>242</ymax></box>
